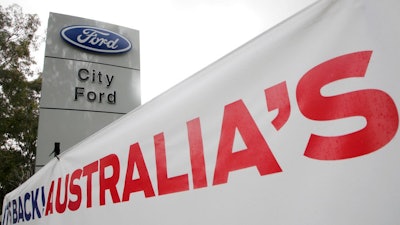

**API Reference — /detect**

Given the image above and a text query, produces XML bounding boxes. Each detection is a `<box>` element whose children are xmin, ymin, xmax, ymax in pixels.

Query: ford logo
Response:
<box><xmin>60</xmin><ymin>25</ymin><xmax>132</xmax><ymax>54</ymax></box>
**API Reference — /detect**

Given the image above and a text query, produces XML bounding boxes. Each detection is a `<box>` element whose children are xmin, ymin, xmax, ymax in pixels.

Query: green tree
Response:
<box><xmin>0</xmin><ymin>4</ymin><xmax>41</xmax><ymax>214</ymax></box>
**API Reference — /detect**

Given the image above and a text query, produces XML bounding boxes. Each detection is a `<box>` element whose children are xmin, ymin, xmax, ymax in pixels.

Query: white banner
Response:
<box><xmin>3</xmin><ymin>0</ymin><xmax>400</xmax><ymax>224</ymax></box>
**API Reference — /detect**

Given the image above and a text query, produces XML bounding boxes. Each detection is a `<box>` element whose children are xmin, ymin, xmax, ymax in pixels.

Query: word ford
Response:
<box><xmin>77</xmin><ymin>29</ymin><xmax>119</xmax><ymax>50</ymax></box>
<box><xmin>61</xmin><ymin>25</ymin><xmax>132</xmax><ymax>54</ymax></box>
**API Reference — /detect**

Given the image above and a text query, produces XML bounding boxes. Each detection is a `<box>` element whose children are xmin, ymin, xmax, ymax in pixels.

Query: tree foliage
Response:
<box><xmin>0</xmin><ymin>4</ymin><xmax>41</xmax><ymax>214</ymax></box>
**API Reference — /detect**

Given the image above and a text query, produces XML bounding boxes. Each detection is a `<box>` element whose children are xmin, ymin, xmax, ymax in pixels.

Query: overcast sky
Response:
<box><xmin>3</xmin><ymin>0</ymin><xmax>316</xmax><ymax>103</ymax></box>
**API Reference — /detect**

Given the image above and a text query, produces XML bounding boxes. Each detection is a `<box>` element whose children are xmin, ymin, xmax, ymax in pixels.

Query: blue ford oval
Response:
<box><xmin>60</xmin><ymin>25</ymin><xmax>132</xmax><ymax>54</ymax></box>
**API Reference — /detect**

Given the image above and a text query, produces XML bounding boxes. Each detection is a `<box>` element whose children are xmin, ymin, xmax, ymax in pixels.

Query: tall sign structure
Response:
<box><xmin>35</xmin><ymin>13</ymin><xmax>140</xmax><ymax>171</ymax></box>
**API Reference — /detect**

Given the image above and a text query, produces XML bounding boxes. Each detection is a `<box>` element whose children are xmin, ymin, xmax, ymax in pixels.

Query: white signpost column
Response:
<box><xmin>35</xmin><ymin>13</ymin><xmax>140</xmax><ymax>171</ymax></box>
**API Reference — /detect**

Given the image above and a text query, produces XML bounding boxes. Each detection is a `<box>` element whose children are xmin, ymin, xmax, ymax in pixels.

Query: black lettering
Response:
<box><xmin>99</xmin><ymin>92</ymin><xmax>105</xmax><ymax>103</ymax></box>
<box><xmin>78</xmin><ymin>69</ymin><xmax>89</xmax><ymax>81</ymax></box>
<box><xmin>87</xmin><ymin>91</ymin><xmax>97</xmax><ymax>102</ymax></box>
<box><xmin>98</xmin><ymin>72</ymin><xmax>102</xmax><ymax>84</ymax></box>
<box><xmin>92</xmin><ymin>70</ymin><xmax>96</xmax><ymax>82</ymax></box>
<box><xmin>107</xmin><ymin>91</ymin><xmax>116</xmax><ymax>104</ymax></box>
<box><xmin>74</xmin><ymin>87</ymin><xmax>85</xmax><ymax>101</ymax></box>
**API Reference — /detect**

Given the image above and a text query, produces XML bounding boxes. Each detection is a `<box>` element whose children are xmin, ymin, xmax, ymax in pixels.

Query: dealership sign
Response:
<box><xmin>3</xmin><ymin>0</ymin><xmax>400</xmax><ymax>224</ymax></box>
<box><xmin>35</xmin><ymin>13</ymin><xmax>140</xmax><ymax>173</ymax></box>
<box><xmin>60</xmin><ymin>25</ymin><xmax>132</xmax><ymax>53</ymax></box>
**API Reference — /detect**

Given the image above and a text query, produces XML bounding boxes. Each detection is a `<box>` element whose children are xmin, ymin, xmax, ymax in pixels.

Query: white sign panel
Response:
<box><xmin>3</xmin><ymin>0</ymin><xmax>400</xmax><ymax>224</ymax></box>
<box><xmin>35</xmin><ymin>13</ymin><xmax>140</xmax><ymax>171</ymax></box>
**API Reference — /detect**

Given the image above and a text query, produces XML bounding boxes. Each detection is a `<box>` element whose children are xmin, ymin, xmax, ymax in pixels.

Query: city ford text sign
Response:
<box><xmin>60</xmin><ymin>25</ymin><xmax>132</xmax><ymax>54</ymax></box>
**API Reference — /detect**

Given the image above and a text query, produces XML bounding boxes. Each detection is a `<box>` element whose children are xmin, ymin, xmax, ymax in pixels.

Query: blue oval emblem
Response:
<box><xmin>60</xmin><ymin>25</ymin><xmax>132</xmax><ymax>54</ymax></box>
